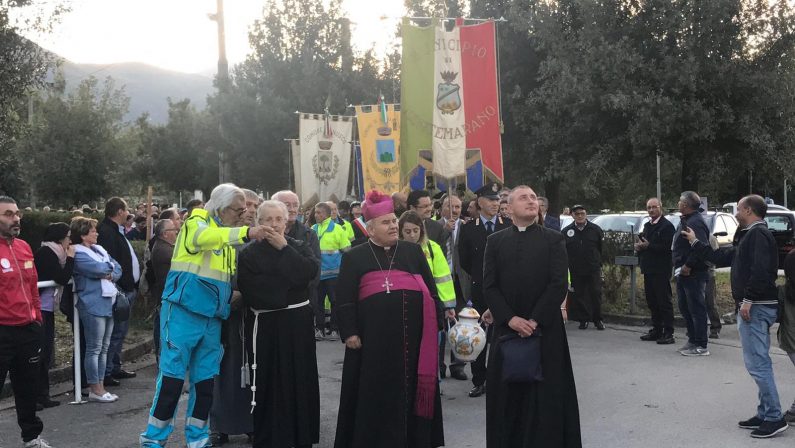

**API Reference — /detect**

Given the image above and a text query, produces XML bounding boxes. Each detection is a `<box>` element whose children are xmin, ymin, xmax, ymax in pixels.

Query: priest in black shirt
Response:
<box><xmin>334</xmin><ymin>190</ymin><xmax>445</xmax><ymax>448</ymax></box>
<box><xmin>484</xmin><ymin>185</ymin><xmax>581</xmax><ymax>448</ymax></box>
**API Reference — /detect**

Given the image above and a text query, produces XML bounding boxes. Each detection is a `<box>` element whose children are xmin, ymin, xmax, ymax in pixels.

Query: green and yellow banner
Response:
<box><xmin>354</xmin><ymin>102</ymin><xmax>401</xmax><ymax>195</ymax></box>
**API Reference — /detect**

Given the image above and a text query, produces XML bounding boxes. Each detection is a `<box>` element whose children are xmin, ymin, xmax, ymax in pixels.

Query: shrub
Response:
<box><xmin>20</xmin><ymin>211</ymin><xmax>102</xmax><ymax>249</ymax></box>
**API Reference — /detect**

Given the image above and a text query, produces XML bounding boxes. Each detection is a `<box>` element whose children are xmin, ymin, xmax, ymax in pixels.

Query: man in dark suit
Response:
<box><xmin>539</xmin><ymin>196</ymin><xmax>561</xmax><ymax>231</ymax></box>
<box><xmin>407</xmin><ymin>189</ymin><xmax>449</xmax><ymax>249</ymax></box>
<box><xmin>635</xmin><ymin>197</ymin><xmax>676</xmax><ymax>344</ymax></box>
<box><xmin>438</xmin><ymin>192</ymin><xmax>468</xmax><ymax>381</ymax></box>
<box><xmin>97</xmin><ymin>197</ymin><xmax>140</xmax><ymax>386</ymax></box>
<box><xmin>458</xmin><ymin>182</ymin><xmax>512</xmax><ymax>398</ymax></box>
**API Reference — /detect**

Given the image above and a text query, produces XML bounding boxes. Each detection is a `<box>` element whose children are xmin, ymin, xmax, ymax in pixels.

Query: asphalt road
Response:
<box><xmin>1</xmin><ymin>322</ymin><xmax>794</xmax><ymax>448</ymax></box>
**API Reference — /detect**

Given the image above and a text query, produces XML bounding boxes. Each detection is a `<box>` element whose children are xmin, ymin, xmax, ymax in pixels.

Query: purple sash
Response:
<box><xmin>359</xmin><ymin>270</ymin><xmax>437</xmax><ymax>419</ymax></box>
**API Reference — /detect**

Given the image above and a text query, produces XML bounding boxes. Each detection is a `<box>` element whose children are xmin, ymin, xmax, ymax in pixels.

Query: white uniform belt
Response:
<box><xmin>248</xmin><ymin>299</ymin><xmax>310</xmax><ymax>413</ymax></box>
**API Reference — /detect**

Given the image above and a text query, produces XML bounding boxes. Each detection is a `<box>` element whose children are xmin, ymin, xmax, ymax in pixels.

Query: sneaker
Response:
<box><xmin>640</xmin><ymin>329</ymin><xmax>661</xmax><ymax>341</ymax></box>
<box><xmin>23</xmin><ymin>437</ymin><xmax>53</xmax><ymax>447</ymax></box>
<box><xmin>751</xmin><ymin>419</ymin><xmax>788</xmax><ymax>438</ymax></box>
<box><xmin>677</xmin><ymin>342</ymin><xmax>696</xmax><ymax>353</ymax></box>
<box><xmin>681</xmin><ymin>347</ymin><xmax>710</xmax><ymax>356</ymax></box>
<box><xmin>88</xmin><ymin>392</ymin><xmax>118</xmax><ymax>403</ymax></box>
<box><xmin>594</xmin><ymin>320</ymin><xmax>605</xmax><ymax>331</ymax></box>
<box><xmin>785</xmin><ymin>410</ymin><xmax>795</xmax><ymax>425</ymax></box>
<box><xmin>656</xmin><ymin>333</ymin><xmax>675</xmax><ymax>345</ymax></box>
<box><xmin>739</xmin><ymin>415</ymin><xmax>764</xmax><ymax>429</ymax></box>
<box><xmin>314</xmin><ymin>328</ymin><xmax>324</xmax><ymax>341</ymax></box>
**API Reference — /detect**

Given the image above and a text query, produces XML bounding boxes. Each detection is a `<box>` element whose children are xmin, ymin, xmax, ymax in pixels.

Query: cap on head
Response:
<box><xmin>571</xmin><ymin>204</ymin><xmax>586</xmax><ymax>213</ymax></box>
<box><xmin>474</xmin><ymin>183</ymin><xmax>502</xmax><ymax>200</ymax></box>
<box><xmin>362</xmin><ymin>190</ymin><xmax>395</xmax><ymax>222</ymax></box>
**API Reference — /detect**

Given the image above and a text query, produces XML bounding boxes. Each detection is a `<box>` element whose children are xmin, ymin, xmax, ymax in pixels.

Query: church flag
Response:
<box><xmin>354</xmin><ymin>102</ymin><xmax>401</xmax><ymax>195</ymax></box>
<box><xmin>298</xmin><ymin>113</ymin><xmax>353</xmax><ymax>207</ymax></box>
<box><xmin>290</xmin><ymin>139</ymin><xmax>303</xmax><ymax>200</ymax></box>
<box><xmin>400</xmin><ymin>18</ymin><xmax>504</xmax><ymax>188</ymax></box>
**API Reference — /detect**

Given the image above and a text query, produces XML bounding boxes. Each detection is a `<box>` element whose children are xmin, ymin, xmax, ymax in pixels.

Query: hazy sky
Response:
<box><xmin>17</xmin><ymin>0</ymin><xmax>407</xmax><ymax>74</ymax></box>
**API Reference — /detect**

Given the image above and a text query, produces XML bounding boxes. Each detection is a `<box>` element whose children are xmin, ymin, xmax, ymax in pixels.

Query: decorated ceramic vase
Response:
<box><xmin>448</xmin><ymin>306</ymin><xmax>487</xmax><ymax>362</ymax></box>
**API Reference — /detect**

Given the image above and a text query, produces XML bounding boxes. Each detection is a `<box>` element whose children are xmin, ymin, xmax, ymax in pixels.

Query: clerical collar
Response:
<box><xmin>515</xmin><ymin>223</ymin><xmax>536</xmax><ymax>232</ymax></box>
<box><xmin>368</xmin><ymin>238</ymin><xmax>395</xmax><ymax>250</ymax></box>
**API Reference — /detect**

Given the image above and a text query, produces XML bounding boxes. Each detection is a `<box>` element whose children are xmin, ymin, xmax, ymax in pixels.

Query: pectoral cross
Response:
<box><xmin>383</xmin><ymin>278</ymin><xmax>393</xmax><ymax>294</ymax></box>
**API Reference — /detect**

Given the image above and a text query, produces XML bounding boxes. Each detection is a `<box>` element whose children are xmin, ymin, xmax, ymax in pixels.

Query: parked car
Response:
<box><xmin>764</xmin><ymin>210</ymin><xmax>795</xmax><ymax>268</ymax></box>
<box><xmin>591</xmin><ymin>213</ymin><xmax>647</xmax><ymax>234</ymax></box>
<box><xmin>664</xmin><ymin>211</ymin><xmax>739</xmax><ymax>249</ymax></box>
<box><xmin>722</xmin><ymin>202</ymin><xmax>789</xmax><ymax>215</ymax></box>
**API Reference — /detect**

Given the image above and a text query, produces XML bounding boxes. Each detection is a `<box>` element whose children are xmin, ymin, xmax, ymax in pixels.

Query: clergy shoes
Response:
<box><xmin>640</xmin><ymin>329</ymin><xmax>662</xmax><ymax>341</ymax></box>
<box><xmin>450</xmin><ymin>369</ymin><xmax>468</xmax><ymax>381</ymax></box>
<box><xmin>468</xmin><ymin>384</ymin><xmax>486</xmax><ymax>398</ymax></box>
<box><xmin>578</xmin><ymin>321</ymin><xmax>589</xmax><ymax>330</ymax></box>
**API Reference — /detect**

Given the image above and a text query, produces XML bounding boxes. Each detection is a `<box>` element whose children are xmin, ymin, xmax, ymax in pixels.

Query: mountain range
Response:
<box><xmin>60</xmin><ymin>60</ymin><xmax>216</xmax><ymax>124</ymax></box>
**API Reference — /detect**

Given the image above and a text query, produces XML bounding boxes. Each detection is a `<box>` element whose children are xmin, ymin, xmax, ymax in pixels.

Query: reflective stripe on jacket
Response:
<box><xmin>161</xmin><ymin>208</ymin><xmax>248</xmax><ymax>319</ymax></box>
<box><xmin>313</xmin><ymin>218</ymin><xmax>351</xmax><ymax>280</ymax></box>
<box><xmin>423</xmin><ymin>240</ymin><xmax>455</xmax><ymax>308</ymax></box>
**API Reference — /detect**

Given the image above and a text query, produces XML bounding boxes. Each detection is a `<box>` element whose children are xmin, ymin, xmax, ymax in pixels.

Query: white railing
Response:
<box><xmin>37</xmin><ymin>280</ymin><xmax>86</xmax><ymax>405</ymax></box>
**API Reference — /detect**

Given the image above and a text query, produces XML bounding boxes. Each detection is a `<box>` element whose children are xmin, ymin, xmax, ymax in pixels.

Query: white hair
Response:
<box><xmin>256</xmin><ymin>200</ymin><xmax>288</xmax><ymax>222</ymax></box>
<box><xmin>204</xmin><ymin>183</ymin><xmax>244</xmax><ymax>217</ymax></box>
<box><xmin>242</xmin><ymin>188</ymin><xmax>262</xmax><ymax>203</ymax></box>
<box><xmin>271</xmin><ymin>190</ymin><xmax>299</xmax><ymax>202</ymax></box>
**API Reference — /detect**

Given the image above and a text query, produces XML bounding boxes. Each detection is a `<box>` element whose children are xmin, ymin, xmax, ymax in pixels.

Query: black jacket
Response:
<box><xmin>424</xmin><ymin>218</ymin><xmax>450</xmax><ymax>250</ymax></box>
<box><xmin>97</xmin><ymin>216</ymin><xmax>137</xmax><ymax>291</ymax></box>
<box><xmin>286</xmin><ymin>222</ymin><xmax>321</xmax><ymax>291</ymax></box>
<box><xmin>692</xmin><ymin>221</ymin><xmax>779</xmax><ymax>305</ymax></box>
<box><xmin>638</xmin><ymin>216</ymin><xmax>675</xmax><ymax>275</ymax></box>
<box><xmin>543</xmin><ymin>214</ymin><xmax>561</xmax><ymax>232</ymax></box>
<box><xmin>458</xmin><ymin>215</ymin><xmax>512</xmax><ymax>309</ymax></box>
<box><xmin>562</xmin><ymin>221</ymin><xmax>603</xmax><ymax>276</ymax></box>
<box><xmin>150</xmin><ymin>238</ymin><xmax>174</xmax><ymax>302</ymax></box>
<box><xmin>672</xmin><ymin>212</ymin><xmax>710</xmax><ymax>272</ymax></box>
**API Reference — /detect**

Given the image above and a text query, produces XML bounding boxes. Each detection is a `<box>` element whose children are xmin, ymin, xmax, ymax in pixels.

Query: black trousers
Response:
<box><xmin>0</xmin><ymin>323</ymin><xmax>44</xmax><ymax>443</ymax></box>
<box><xmin>643</xmin><ymin>273</ymin><xmax>674</xmax><ymax>334</ymax></box>
<box><xmin>316</xmin><ymin>278</ymin><xmax>338</xmax><ymax>331</ymax></box>
<box><xmin>571</xmin><ymin>274</ymin><xmax>603</xmax><ymax>322</ymax></box>
<box><xmin>470</xmin><ymin>283</ymin><xmax>489</xmax><ymax>387</ymax></box>
<box><xmin>37</xmin><ymin>311</ymin><xmax>55</xmax><ymax>401</ymax></box>
<box><xmin>439</xmin><ymin>274</ymin><xmax>465</xmax><ymax>374</ymax></box>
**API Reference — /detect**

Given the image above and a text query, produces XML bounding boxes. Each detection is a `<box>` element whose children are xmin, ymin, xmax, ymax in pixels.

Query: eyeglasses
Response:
<box><xmin>647</xmin><ymin>205</ymin><xmax>660</xmax><ymax>210</ymax></box>
<box><xmin>1</xmin><ymin>210</ymin><xmax>23</xmax><ymax>218</ymax></box>
<box><xmin>228</xmin><ymin>207</ymin><xmax>246</xmax><ymax>216</ymax></box>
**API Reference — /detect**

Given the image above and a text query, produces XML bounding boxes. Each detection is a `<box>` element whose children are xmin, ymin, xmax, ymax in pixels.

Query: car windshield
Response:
<box><xmin>766</xmin><ymin>215</ymin><xmax>793</xmax><ymax>232</ymax></box>
<box><xmin>592</xmin><ymin>215</ymin><xmax>646</xmax><ymax>233</ymax></box>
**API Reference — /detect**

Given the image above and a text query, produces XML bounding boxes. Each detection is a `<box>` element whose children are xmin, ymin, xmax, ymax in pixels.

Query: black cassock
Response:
<box><xmin>483</xmin><ymin>225</ymin><xmax>582</xmax><ymax>448</ymax></box>
<box><xmin>237</xmin><ymin>237</ymin><xmax>320</xmax><ymax>448</ymax></box>
<box><xmin>334</xmin><ymin>240</ymin><xmax>445</xmax><ymax>448</ymax></box>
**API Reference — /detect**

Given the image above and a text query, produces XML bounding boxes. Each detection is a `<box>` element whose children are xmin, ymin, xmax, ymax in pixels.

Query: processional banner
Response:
<box><xmin>354</xmin><ymin>102</ymin><xmax>401</xmax><ymax>195</ymax></box>
<box><xmin>297</xmin><ymin>113</ymin><xmax>353</xmax><ymax>206</ymax></box>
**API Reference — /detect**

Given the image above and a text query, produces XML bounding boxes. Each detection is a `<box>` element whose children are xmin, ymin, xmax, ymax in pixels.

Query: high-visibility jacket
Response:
<box><xmin>338</xmin><ymin>218</ymin><xmax>355</xmax><ymax>242</ymax></box>
<box><xmin>313</xmin><ymin>218</ymin><xmax>351</xmax><ymax>280</ymax></box>
<box><xmin>423</xmin><ymin>240</ymin><xmax>455</xmax><ymax>309</ymax></box>
<box><xmin>161</xmin><ymin>208</ymin><xmax>248</xmax><ymax>319</ymax></box>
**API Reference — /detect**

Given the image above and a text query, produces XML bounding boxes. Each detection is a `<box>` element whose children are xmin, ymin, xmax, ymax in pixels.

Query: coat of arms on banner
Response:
<box><xmin>436</xmin><ymin>71</ymin><xmax>462</xmax><ymax>115</ymax></box>
<box><xmin>376</xmin><ymin>140</ymin><xmax>396</xmax><ymax>164</ymax></box>
<box><xmin>313</xmin><ymin>150</ymin><xmax>339</xmax><ymax>186</ymax></box>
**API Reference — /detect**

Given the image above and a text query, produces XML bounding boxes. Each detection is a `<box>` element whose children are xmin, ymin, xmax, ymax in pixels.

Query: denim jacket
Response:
<box><xmin>73</xmin><ymin>245</ymin><xmax>122</xmax><ymax>317</ymax></box>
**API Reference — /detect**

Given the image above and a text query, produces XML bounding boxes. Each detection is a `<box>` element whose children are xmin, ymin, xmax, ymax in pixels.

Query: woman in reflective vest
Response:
<box><xmin>398</xmin><ymin>210</ymin><xmax>456</xmax><ymax>309</ymax></box>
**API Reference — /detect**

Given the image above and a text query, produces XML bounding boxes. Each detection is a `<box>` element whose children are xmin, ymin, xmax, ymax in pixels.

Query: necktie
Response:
<box><xmin>486</xmin><ymin>221</ymin><xmax>494</xmax><ymax>234</ymax></box>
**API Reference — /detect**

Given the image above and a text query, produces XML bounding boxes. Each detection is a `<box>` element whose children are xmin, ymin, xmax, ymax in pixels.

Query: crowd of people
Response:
<box><xmin>0</xmin><ymin>181</ymin><xmax>794</xmax><ymax>447</ymax></box>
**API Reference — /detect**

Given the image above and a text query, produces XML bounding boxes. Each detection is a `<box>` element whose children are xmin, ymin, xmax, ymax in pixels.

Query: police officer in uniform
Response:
<box><xmin>562</xmin><ymin>204</ymin><xmax>605</xmax><ymax>330</ymax></box>
<box><xmin>458</xmin><ymin>182</ymin><xmax>512</xmax><ymax>398</ymax></box>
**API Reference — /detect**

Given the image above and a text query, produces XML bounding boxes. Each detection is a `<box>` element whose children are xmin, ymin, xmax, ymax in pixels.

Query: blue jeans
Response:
<box><xmin>738</xmin><ymin>305</ymin><xmax>782</xmax><ymax>421</ymax></box>
<box><xmin>676</xmin><ymin>271</ymin><xmax>708</xmax><ymax>348</ymax></box>
<box><xmin>106</xmin><ymin>289</ymin><xmax>136</xmax><ymax>377</ymax></box>
<box><xmin>79</xmin><ymin>311</ymin><xmax>114</xmax><ymax>385</ymax></box>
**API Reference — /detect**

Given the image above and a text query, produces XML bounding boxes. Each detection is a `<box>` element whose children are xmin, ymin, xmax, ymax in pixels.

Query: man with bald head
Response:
<box><xmin>636</xmin><ymin>198</ymin><xmax>676</xmax><ymax>344</ymax></box>
<box><xmin>273</xmin><ymin>191</ymin><xmax>322</xmax><ymax>337</ymax></box>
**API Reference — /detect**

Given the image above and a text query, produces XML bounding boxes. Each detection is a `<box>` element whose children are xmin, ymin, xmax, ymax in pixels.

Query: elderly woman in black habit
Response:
<box><xmin>237</xmin><ymin>200</ymin><xmax>321</xmax><ymax>448</ymax></box>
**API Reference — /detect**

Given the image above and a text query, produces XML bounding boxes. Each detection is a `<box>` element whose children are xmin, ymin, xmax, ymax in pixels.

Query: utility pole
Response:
<box><xmin>655</xmin><ymin>149</ymin><xmax>661</xmax><ymax>203</ymax></box>
<box><xmin>209</xmin><ymin>0</ymin><xmax>230</xmax><ymax>183</ymax></box>
<box><xmin>28</xmin><ymin>94</ymin><xmax>37</xmax><ymax>209</ymax></box>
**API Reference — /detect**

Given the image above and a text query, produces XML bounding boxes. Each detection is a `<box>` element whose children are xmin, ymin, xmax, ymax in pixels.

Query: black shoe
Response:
<box><xmin>450</xmin><ymin>369</ymin><xmax>468</xmax><ymax>381</ymax></box>
<box><xmin>209</xmin><ymin>432</ymin><xmax>229</xmax><ymax>446</ymax></box>
<box><xmin>103</xmin><ymin>376</ymin><xmax>120</xmax><ymax>387</ymax></box>
<box><xmin>439</xmin><ymin>366</ymin><xmax>447</xmax><ymax>379</ymax></box>
<box><xmin>709</xmin><ymin>329</ymin><xmax>720</xmax><ymax>339</ymax></box>
<box><xmin>35</xmin><ymin>402</ymin><xmax>44</xmax><ymax>412</ymax></box>
<box><xmin>38</xmin><ymin>398</ymin><xmax>61</xmax><ymax>408</ymax></box>
<box><xmin>656</xmin><ymin>334</ymin><xmax>675</xmax><ymax>345</ymax></box>
<box><xmin>578</xmin><ymin>321</ymin><xmax>589</xmax><ymax>330</ymax></box>
<box><xmin>739</xmin><ymin>415</ymin><xmax>764</xmax><ymax>429</ymax></box>
<box><xmin>111</xmin><ymin>369</ymin><xmax>136</xmax><ymax>379</ymax></box>
<box><xmin>594</xmin><ymin>320</ymin><xmax>605</xmax><ymax>331</ymax></box>
<box><xmin>468</xmin><ymin>384</ymin><xmax>486</xmax><ymax>398</ymax></box>
<box><xmin>751</xmin><ymin>419</ymin><xmax>788</xmax><ymax>438</ymax></box>
<box><xmin>640</xmin><ymin>330</ymin><xmax>662</xmax><ymax>341</ymax></box>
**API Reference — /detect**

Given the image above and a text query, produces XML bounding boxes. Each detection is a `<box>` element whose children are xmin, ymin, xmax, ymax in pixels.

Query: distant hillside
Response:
<box><xmin>60</xmin><ymin>61</ymin><xmax>215</xmax><ymax>123</ymax></box>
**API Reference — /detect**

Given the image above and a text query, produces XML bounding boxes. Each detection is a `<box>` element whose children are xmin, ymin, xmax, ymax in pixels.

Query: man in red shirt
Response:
<box><xmin>0</xmin><ymin>196</ymin><xmax>52</xmax><ymax>448</ymax></box>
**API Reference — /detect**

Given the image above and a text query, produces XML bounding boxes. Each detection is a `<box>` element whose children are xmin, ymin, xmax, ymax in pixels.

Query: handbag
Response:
<box><xmin>113</xmin><ymin>290</ymin><xmax>131</xmax><ymax>321</ymax></box>
<box><xmin>498</xmin><ymin>330</ymin><xmax>543</xmax><ymax>383</ymax></box>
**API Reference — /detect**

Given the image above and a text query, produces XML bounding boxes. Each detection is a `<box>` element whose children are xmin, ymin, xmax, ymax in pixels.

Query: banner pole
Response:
<box><xmin>69</xmin><ymin>290</ymin><xmax>86</xmax><ymax>405</ymax></box>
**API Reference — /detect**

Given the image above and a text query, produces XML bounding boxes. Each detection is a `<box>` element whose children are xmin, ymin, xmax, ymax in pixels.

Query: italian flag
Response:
<box><xmin>400</xmin><ymin>18</ymin><xmax>503</xmax><ymax>184</ymax></box>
